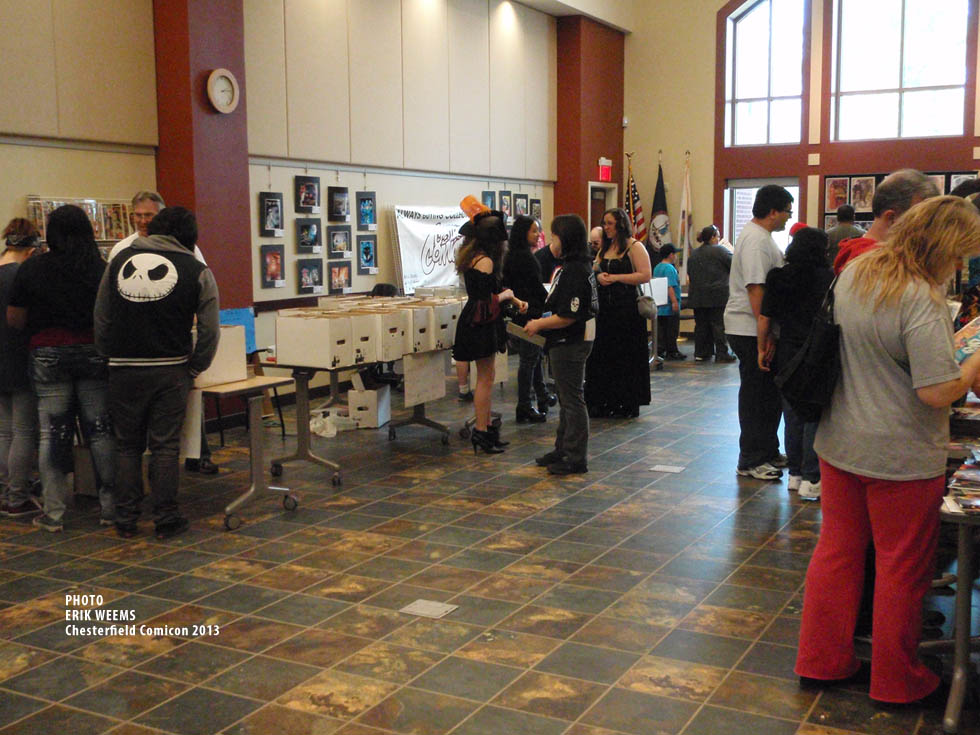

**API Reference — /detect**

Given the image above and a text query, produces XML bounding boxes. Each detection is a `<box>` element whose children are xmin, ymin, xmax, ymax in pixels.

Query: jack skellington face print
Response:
<box><xmin>117</xmin><ymin>253</ymin><xmax>178</xmax><ymax>302</ymax></box>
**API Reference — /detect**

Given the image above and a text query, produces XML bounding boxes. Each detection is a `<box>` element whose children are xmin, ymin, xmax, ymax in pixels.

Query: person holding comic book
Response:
<box><xmin>524</xmin><ymin>215</ymin><xmax>599</xmax><ymax>475</ymax></box>
<box><xmin>795</xmin><ymin>196</ymin><xmax>980</xmax><ymax>706</ymax></box>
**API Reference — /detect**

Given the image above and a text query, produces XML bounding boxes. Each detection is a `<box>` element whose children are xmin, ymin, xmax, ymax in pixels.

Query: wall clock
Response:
<box><xmin>206</xmin><ymin>68</ymin><xmax>240</xmax><ymax>114</ymax></box>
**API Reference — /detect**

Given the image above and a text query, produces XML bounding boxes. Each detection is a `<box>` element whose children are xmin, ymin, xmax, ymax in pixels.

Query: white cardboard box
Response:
<box><xmin>429</xmin><ymin>301</ymin><xmax>459</xmax><ymax>351</ymax></box>
<box><xmin>373</xmin><ymin>308</ymin><xmax>412</xmax><ymax>361</ymax></box>
<box><xmin>276</xmin><ymin>312</ymin><xmax>354</xmax><ymax>368</ymax></box>
<box><xmin>194</xmin><ymin>325</ymin><xmax>247</xmax><ymax>387</ymax></box>
<box><xmin>347</xmin><ymin>311</ymin><xmax>381</xmax><ymax>365</ymax></box>
<box><xmin>405</xmin><ymin>304</ymin><xmax>435</xmax><ymax>353</ymax></box>
<box><xmin>348</xmin><ymin>385</ymin><xmax>391</xmax><ymax>428</ymax></box>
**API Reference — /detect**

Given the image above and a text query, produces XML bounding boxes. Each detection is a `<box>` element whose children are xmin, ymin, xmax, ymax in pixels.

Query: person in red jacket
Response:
<box><xmin>833</xmin><ymin>169</ymin><xmax>938</xmax><ymax>274</ymax></box>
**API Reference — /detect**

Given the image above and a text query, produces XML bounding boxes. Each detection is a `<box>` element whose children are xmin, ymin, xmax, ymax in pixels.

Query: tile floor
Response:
<box><xmin>0</xmin><ymin>354</ymin><xmax>974</xmax><ymax>734</ymax></box>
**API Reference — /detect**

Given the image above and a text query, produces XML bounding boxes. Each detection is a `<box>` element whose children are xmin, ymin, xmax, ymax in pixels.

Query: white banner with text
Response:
<box><xmin>393</xmin><ymin>205</ymin><xmax>468</xmax><ymax>294</ymax></box>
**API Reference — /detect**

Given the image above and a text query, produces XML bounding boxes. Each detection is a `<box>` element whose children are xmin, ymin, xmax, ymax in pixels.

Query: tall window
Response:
<box><xmin>724</xmin><ymin>0</ymin><xmax>805</xmax><ymax>146</ymax></box>
<box><xmin>831</xmin><ymin>0</ymin><xmax>968</xmax><ymax>140</ymax></box>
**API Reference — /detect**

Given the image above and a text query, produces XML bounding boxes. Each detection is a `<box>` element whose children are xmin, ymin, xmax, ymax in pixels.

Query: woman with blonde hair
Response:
<box><xmin>452</xmin><ymin>209</ymin><xmax>526</xmax><ymax>453</ymax></box>
<box><xmin>796</xmin><ymin>196</ymin><xmax>980</xmax><ymax>705</ymax></box>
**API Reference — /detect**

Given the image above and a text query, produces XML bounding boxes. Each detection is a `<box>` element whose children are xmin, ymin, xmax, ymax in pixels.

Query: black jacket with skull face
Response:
<box><xmin>94</xmin><ymin>235</ymin><xmax>220</xmax><ymax>376</ymax></box>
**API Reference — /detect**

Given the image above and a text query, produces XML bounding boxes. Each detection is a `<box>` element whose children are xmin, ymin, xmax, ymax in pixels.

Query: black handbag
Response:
<box><xmin>774</xmin><ymin>276</ymin><xmax>840</xmax><ymax>423</ymax></box>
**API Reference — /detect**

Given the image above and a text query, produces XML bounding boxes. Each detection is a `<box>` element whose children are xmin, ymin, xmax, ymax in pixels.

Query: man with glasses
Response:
<box><xmin>724</xmin><ymin>185</ymin><xmax>792</xmax><ymax>481</ymax></box>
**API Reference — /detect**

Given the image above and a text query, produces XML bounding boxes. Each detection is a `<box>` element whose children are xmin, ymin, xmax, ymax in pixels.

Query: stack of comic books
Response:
<box><xmin>945</xmin><ymin>443</ymin><xmax>980</xmax><ymax>513</ymax></box>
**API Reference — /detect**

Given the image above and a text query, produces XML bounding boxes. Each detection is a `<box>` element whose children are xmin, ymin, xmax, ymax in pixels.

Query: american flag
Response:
<box><xmin>625</xmin><ymin>157</ymin><xmax>647</xmax><ymax>242</ymax></box>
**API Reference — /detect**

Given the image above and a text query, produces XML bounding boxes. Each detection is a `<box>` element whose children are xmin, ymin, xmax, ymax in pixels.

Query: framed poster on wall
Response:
<box><xmin>824</xmin><ymin>177</ymin><xmax>848</xmax><ymax>213</ymax></box>
<box><xmin>327</xmin><ymin>225</ymin><xmax>352</xmax><ymax>259</ymax></box>
<box><xmin>499</xmin><ymin>190</ymin><xmax>512</xmax><ymax>223</ymax></box>
<box><xmin>481</xmin><ymin>191</ymin><xmax>496</xmax><ymax>210</ymax></box>
<box><xmin>927</xmin><ymin>174</ymin><xmax>946</xmax><ymax>195</ymax></box>
<box><xmin>328</xmin><ymin>187</ymin><xmax>350</xmax><ymax>222</ymax></box>
<box><xmin>849</xmin><ymin>176</ymin><xmax>875</xmax><ymax>212</ymax></box>
<box><xmin>513</xmin><ymin>193</ymin><xmax>529</xmax><ymax>217</ymax></box>
<box><xmin>356</xmin><ymin>191</ymin><xmax>377</xmax><ymax>231</ymax></box>
<box><xmin>295</xmin><ymin>218</ymin><xmax>322</xmax><ymax>253</ymax></box>
<box><xmin>357</xmin><ymin>235</ymin><xmax>378</xmax><ymax>275</ymax></box>
<box><xmin>951</xmin><ymin>173</ymin><xmax>978</xmax><ymax>192</ymax></box>
<box><xmin>297</xmin><ymin>258</ymin><xmax>324</xmax><ymax>294</ymax></box>
<box><xmin>328</xmin><ymin>260</ymin><xmax>352</xmax><ymax>294</ymax></box>
<box><xmin>258</xmin><ymin>192</ymin><xmax>284</xmax><ymax>237</ymax></box>
<box><xmin>530</xmin><ymin>198</ymin><xmax>542</xmax><ymax>221</ymax></box>
<box><xmin>260</xmin><ymin>244</ymin><xmax>285</xmax><ymax>288</ymax></box>
<box><xmin>294</xmin><ymin>175</ymin><xmax>321</xmax><ymax>214</ymax></box>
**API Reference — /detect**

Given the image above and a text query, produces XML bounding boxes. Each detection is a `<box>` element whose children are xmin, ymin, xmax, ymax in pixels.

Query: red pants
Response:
<box><xmin>795</xmin><ymin>459</ymin><xmax>943</xmax><ymax>703</ymax></box>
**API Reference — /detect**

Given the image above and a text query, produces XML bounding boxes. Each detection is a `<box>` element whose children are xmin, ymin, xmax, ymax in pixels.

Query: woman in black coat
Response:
<box><xmin>502</xmin><ymin>215</ymin><xmax>554</xmax><ymax>423</ymax></box>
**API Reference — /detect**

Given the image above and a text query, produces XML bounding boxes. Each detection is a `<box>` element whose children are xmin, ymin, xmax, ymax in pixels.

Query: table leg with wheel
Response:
<box><xmin>224</xmin><ymin>393</ymin><xmax>295</xmax><ymax>529</ymax></box>
<box><xmin>270</xmin><ymin>368</ymin><xmax>342</xmax><ymax>486</ymax></box>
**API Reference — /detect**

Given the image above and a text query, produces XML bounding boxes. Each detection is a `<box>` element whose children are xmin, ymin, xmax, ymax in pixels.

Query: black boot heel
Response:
<box><xmin>488</xmin><ymin>425</ymin><xmax>509</xmax><ymax>447</ymax></box>
<box><xmin>471</xmin><ymin>429</ymin><xmax>504</xmax><ymax>454</ymax></box>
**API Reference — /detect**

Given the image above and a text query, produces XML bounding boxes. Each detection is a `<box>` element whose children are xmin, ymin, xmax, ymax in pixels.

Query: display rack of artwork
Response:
<box><xmin>26</xmin><ymin>196</ymin><xmax>134</xmax><ymax>243</ymax></box>
<box><xmin>823</xmin><ymin>171</ymin><xmax>978</xmax><ymax>229</ymax></box>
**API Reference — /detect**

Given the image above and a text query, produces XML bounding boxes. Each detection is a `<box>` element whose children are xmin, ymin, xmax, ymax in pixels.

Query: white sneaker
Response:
<box><xmin>736</xmin><ymin>462</ymin><xmax>783</xmax><ymax>480</ymax></box>
<box><xmin>799</xmin><ymin>480</ymin><xmax>821</xmax><ymax>500</ymax></box>
<box><xmin>787</xmin><ymin>474</ymin><xmax>802</xmax><ymax>491</ymax></box>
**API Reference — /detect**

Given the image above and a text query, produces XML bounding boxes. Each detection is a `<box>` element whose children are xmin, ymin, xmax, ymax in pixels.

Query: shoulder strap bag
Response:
<box><xmin>773</xmin><ymin>276</ymin><xmax>840</xmax><ymax>423</ymax></box>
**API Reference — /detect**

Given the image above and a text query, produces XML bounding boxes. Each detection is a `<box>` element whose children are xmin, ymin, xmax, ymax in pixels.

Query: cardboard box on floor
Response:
<box><xmin>348</xmin><ymin>385</ymin><xmax>391</xmax><ymax>428</ymax></box>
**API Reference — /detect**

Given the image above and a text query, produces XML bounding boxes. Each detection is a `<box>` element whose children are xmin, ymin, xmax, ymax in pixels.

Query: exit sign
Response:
<box><xmin>598</xmin><ymin>157</ymin><xmax>612</xmax><ymax>182</ymax></box>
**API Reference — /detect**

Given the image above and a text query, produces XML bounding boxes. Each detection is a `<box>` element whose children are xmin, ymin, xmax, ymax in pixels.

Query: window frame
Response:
<box><xmin>725</xmin><ymin>0</ymin><xmax>805</xmax><ymax>147</ymax></box>
<box><xmin>829</xmin><ymin>0</ymin><xmax>969</xmax><ymax>141</ymax></box>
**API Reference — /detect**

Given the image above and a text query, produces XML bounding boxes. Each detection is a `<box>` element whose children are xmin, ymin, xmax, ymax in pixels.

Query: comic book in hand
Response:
<box><xmin>954</xmin><ymin>316</ymin><xmax>980</xmax><ymax>363</ymax></box>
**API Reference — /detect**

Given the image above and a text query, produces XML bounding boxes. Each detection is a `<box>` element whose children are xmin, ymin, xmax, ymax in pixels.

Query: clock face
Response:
<box><xmin>207</xmin><ymin>68</ymin><xmax>239</xmax><ymax>113</ymax></box>
<box><xmin>215</xmin><ymin>76</ymin><xmax>234</xmax><ymax>105</ymax></box>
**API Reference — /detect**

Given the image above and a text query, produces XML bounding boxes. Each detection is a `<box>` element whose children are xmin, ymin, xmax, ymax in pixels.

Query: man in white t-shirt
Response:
<box><xmin>109</xmin><ymin>191</ymin><xmax>215</xmax><ymax>474</ymax></box>
<box><xmin>724</xmin><ymin>185</ymin><xmax>792</xmax><ymax>480</ymax></box>
<box><xmin>110</xmin><ymin>191</ymin><xmax>206</xmax><ymax>264</ymax></box>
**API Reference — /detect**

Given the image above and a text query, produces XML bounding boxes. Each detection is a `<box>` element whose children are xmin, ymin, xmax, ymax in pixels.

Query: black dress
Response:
<box><xmin>452</xmin><ymin>268</ymin><xmax>506</xmax><ymax>361</ymax></box>
<box><xmin>584</xmin><ymin>253</ymin><xmax>651</xmax><ymax>416</ymax></box>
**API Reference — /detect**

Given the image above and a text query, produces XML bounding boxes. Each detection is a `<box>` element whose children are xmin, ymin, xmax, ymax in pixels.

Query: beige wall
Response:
<box><xmin>245</xmin><ymin>0</ymin><xmax>557</xmax><ymax>181</ymax></box>
<box><xmin>0</xmin><ymin>143</ymin><xmax>156</xmax><ymax>225</ymax></box>
<box><xmin>246</xmin><ymin>0</ymin><xmax>558</xmax><ymax>305</ymax></box>
<box><xmin>0</xmin><ymin>0</ymin><xmax>157</xmax><ymax>145</ymax></box>
<box><xmin>624</xmin><ymin>1</ymin><xmax>722</xmax><ymax>242</ymax></box>
<box><xmin>0</xmin><ymin>0</ymin><xmax>158</xmax><ymax>223</ymax></box>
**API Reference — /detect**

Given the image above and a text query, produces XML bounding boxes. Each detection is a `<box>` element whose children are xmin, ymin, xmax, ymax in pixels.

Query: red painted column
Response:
<box><xmin>153</xmin><ymin>0</ymin><xmax>252</xmax><ymax>309</ymax></box>
<box><xmin>555</xmin><ymin>16</ymin><xmax>625</xmax><ymax>219</ymax></box>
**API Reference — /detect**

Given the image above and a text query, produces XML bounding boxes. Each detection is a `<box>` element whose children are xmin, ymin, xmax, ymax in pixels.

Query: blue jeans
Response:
<box><xmin>517</xmin><ymin>338</ymin><xmax>548</xmax><ymax>407</ymax></box>
<box><xmin>31</xmin><ymin>345</ymin><xmax>115</xmax><ymax>523</ymax></box>
<box><xmin>0</xmin><ymin>390</ymin><xmax>37</xmax><ymax>507</ymax></box>
<box><xmin>783</xmin><ymin>398</ymin><xmax>819</xmax><ymax>482</ymax></box>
